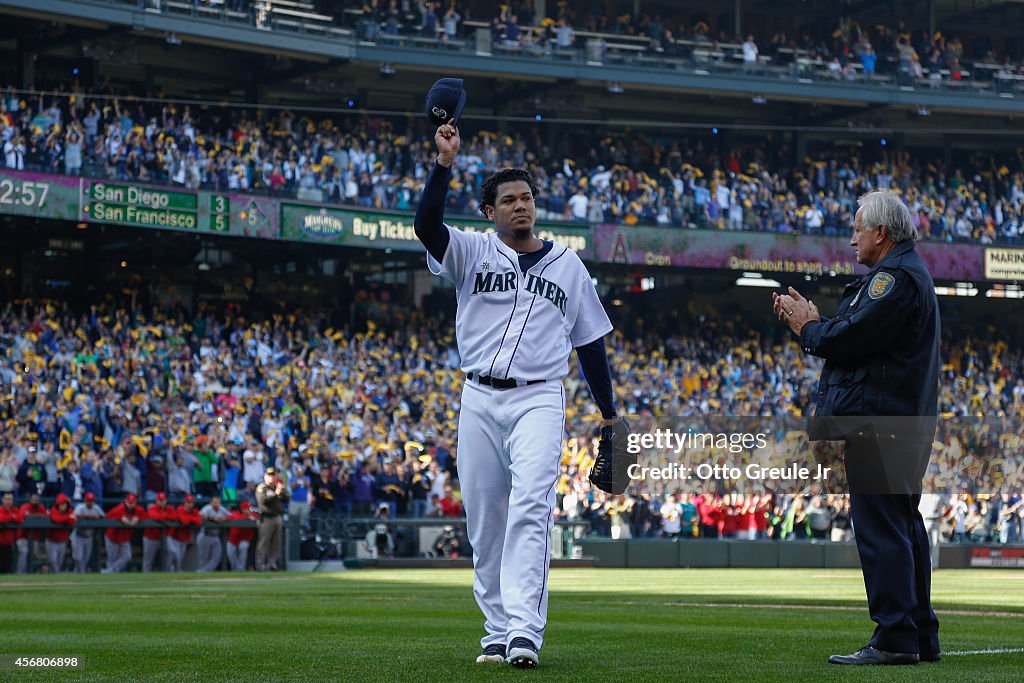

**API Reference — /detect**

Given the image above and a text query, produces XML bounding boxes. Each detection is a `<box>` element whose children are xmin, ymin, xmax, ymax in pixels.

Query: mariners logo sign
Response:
<box><xmin>302</xmin><ymin>209</ymin><xmax>345</xmax><ymax>237</ymax></box>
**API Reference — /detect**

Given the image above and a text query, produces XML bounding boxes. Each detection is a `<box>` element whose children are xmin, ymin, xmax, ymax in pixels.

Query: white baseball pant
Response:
<box><xmin>458</xmin><ymin>379</ymin><xmax>565</xmax><ymax>651</ymax></box>
<box><xmin>142</xmin><ymin>537</ymin><xmax>164</xmax><ymax>572</ymax></box>
<box><xmin>165</xmin><ymin>538</ymin><xmax>188</xmax><ymax>572</ymax></box>
<box><xmin>71</xmin><ymin>534</ymin><xmax>94</xmax><ymax>573</ymax></box>
<box><xmin>104</xmin><ymin>538</ymin><xmax>132</xmax><ymax>573</ymax></box>
<box><xmin>195</xmin><ymin>532</ymin><xmax>222</xmax><ymax>572</ymax></box>
<box><xmin>45</xmin><ymin>540</ymin><xmax>67</xmax><ymax>573</ymax></box>
<box><xmin>227</xmin><ymin>541</ymin><xmax>250</xmax><ymax>571</ymax></box>
<box><xmin>16</xmin><ymin>537</ymin><xmax>44</xmax><ymax>573</ymax></box>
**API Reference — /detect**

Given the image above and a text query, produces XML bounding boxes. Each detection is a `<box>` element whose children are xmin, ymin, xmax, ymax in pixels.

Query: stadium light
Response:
<box><xmin>934</xmin><ymin>282</ymin><xmax>978</xmax><ymax>297</ymax></box>
<box><xmin>735</xmin><ymin>275</ymin><xmax>782</xmax><ymax>288</ymax></box>
<box><xmin>985</xmin><ymin>284</ymin><xmax>1024</xmax><ymax>299</ymax></box>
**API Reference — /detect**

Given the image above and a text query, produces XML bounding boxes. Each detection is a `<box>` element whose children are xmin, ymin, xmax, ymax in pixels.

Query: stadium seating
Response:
<box><xmin>1</xmin><ymin>88</ymin><xmax>1022</xmax><ymax>243</ymax></box>
<box><xmin>0</xmin><ymin>300</ymin><xmax>1020</xmax><ymax>554</ymax></box>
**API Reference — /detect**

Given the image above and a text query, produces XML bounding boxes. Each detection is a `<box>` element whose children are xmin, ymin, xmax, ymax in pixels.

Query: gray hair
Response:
<box><xmin>857</xmin><ymin>189</ymin><xmax>918</xmax><ymax>243</ymax></box>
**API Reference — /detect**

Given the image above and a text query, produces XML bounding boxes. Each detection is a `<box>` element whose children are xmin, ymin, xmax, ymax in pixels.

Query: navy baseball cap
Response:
<box><xmin>426</xmin><ymin>78</ymin><xmax>467</xmax><ymax>127</ymax></box>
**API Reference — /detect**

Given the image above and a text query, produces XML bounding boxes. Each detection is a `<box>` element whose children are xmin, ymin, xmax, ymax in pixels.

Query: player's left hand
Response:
<box><xmin>588</xmin><ymin>417</ymin><xmax>634</xmax><ymax>496</ymax></box>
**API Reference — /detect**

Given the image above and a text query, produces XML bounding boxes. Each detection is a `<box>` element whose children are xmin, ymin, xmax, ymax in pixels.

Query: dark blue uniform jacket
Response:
<box><xmin>799</xmin><ymin>239</ymin><xmax>940</xmax><ymax>440</ymax></box>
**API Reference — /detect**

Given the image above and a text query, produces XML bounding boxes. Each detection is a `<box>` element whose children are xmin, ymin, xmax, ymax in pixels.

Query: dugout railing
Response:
<box><xmin>2</xmin><ymin>515</ymin><xmax>589</xmax><ymax>571</ymax></box>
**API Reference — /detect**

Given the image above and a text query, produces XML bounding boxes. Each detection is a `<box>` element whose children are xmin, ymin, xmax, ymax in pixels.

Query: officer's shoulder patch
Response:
<box><xmin>868</xmin><ymin>271</ymin><xmax>896</xmax><ymax>300</ymax></box>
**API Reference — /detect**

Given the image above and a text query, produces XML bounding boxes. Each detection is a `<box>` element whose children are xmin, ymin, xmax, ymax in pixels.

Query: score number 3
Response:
<box><xmin>211</xmin><ymin>194</ymin><xmax>229</xmax><ymax>232</ymax></box>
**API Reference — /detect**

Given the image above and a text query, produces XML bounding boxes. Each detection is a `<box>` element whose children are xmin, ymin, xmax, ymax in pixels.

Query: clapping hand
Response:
<box><xmin>773</xmin><ymin>287</ymin><xmax>820</xmax><ymax>335</ymax></box>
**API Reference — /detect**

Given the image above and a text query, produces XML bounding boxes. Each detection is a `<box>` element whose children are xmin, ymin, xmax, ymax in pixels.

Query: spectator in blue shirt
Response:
<box><xmin>505</xmin><ymin>14</ymin><xmax>521</xmax><ymax>45</ymax></box>
<box><xmin>861</xmin><ymin>44</ymin><xmax>877</xmax><ymax>78</ymax></box>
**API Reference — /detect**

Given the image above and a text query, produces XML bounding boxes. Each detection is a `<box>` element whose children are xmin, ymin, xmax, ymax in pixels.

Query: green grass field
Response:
<box><xmin>2</xmin><ymin>568</ymin><xmax>1023</xmax><ymax>682</ymax></box>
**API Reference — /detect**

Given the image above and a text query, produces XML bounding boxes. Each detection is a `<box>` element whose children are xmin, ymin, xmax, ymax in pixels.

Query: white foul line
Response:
<box><xmin>944</xmin><ymin>647</ymin><xmax>1024</xmax><ymax>656</ymax></box>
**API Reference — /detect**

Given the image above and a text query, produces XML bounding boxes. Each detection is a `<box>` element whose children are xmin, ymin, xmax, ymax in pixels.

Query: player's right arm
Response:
<box><xmin>414</xmin><ymin>119</ymin><xmax>460</xmax><ymax>264</ymax></box>
<box><xmin>415</xmin><ymin>120</ymin><xmax>479</xmax><ymax>283</ymax></box>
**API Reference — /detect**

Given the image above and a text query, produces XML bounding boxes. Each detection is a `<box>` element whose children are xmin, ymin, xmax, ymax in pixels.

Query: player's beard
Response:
<box><xmin>510</xmin><ymin>225</ymin><xmax>533</xmax><ymax>240</ymax></box>
<box><xmin>508</xmin><ymin>214</ymin><xmax>534</xmax><ymax>241</ymax></box>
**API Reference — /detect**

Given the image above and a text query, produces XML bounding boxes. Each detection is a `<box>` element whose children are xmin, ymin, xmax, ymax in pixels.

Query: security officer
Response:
<box><xmin>775</xmin><ymin>188</ymin><xmax>940</xmax><ymax>665</ymax></box>
<box><xmin>255</xmin><ymin>466</ymin><xmax>289</xmax><ymax>571</ymax></box>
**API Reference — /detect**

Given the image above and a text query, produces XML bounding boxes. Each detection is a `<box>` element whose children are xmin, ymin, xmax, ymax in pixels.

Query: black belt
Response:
<box><xmin>467</xmin><ymin>372</ymin><xmax>546</xmax><ymax>390</ymax></box>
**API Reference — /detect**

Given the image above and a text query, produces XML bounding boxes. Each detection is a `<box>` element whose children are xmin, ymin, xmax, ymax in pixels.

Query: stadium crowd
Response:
<box><xmin>0</xmin><ymin>297</ymin><xmax>1021</xmax><ymax>571</ymax></box>
<box><xmin>339</xmin><ymin>1</ymin><xmax>1024</xmax><ymax>84</ymax></box>
<box><xmin>2</xmin><ymin>86</ymin><xmax>1023</xmax><ymax>243</ymax></box>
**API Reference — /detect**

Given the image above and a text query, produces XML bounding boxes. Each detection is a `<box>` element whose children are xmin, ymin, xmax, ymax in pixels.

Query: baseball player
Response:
<box><xmin>226</xmin><ymin>501</ymin><xmax>258</xmax><ymax>571</ymax></box>
<box><xmin>71</xmin><ymin>492</ymin><xmax>102</xmax><ymax>573</ymax></box>
<box><xmin>45</xmin><ymin>493</ymin><xmax>76</xmax><ymax>573</ymax></box>
<box><xmin>103</xmin><ymin>493</ymin><xmax>145</xmax><ymax>573</ymax></box>
<box><xmin>196</xmin><ymin>495</ymin><xmax>230</xmax><ymax>572</ymax></box>
<box><xmin>0</xmin><ymin>493</ymin><xmax>24</xmax><ymax>574</ymax></box>
<box><xmin>143</xmin><ymin>492</ymin><xmax>173</xmax><ymax>572</ymax></box>
<box><xmin>166</xmin><ymin>494</ymin><xmax>201</xmax><ymax>572</ymax></box>
<box><xmin>414</xmin><ymin>78</ymin><xmax>626</xmax><ymax>669</ymax></box>
<box><xmin>16</xmin><ymin>493</ymin><xmax>47</xmax><ymax>573</ymax></box>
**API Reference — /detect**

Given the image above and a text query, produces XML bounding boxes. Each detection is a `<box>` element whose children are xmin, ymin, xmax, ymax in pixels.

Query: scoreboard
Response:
<box><xmin>82</xmin><ymin>181</ymin><xmax>230</xmax><ymax>233</ymax></box>
<box><xmin>0</xmin><ymin>168</ymin><xmax>1015</xmax><ymax>282</ymax></box>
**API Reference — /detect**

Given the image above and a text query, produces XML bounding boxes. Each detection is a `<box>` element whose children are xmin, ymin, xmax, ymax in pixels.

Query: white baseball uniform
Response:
<box><xmin>196</xmin><ymin>503</ymin><xmax>230</xmax><ymax>572</ymax></box>
<box><xmin>428</xmin><ymin>227</ymin><xmax>612</xmax><ymax>650</ymax></box>
<box><xmin>226</xmin><ymin>539</ymin><xmax>250</xmax><ymax>571</ymax></box>
<box><xmin>45</xmin><ymin>539</ymin><xmax>68</xmax><ymax>574</ymax></box>
<box><xmin>71</xmin><ymin>502</ymin><xmax>102</xmax><ymax>573</ymax></box>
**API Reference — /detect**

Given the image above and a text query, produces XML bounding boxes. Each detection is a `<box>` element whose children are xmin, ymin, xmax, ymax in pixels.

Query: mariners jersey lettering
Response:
<box><xmin>472</xmin><ymin>271</ymin><xmax>568</xmax><ymax>313</ymax></box>
<box><xmin>428</xmin><ymin>226</ymin><xmax>612</xmax><ymax>380</ymax></box>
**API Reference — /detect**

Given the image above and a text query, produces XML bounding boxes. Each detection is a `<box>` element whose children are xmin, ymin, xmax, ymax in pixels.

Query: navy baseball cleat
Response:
<box><xmin>475</xmin><ymin>643</ymin><xmax>506</xmax><ymax>663</ymax></box>
<box><xmin>506</xmin><ymin>637</ymin><xmax>539</xmax><ymax>669</ymax></box>
<box><xmin>828</xmin><ymin>646</ymin><xmax>920</xmax><ymax>665</ymax></box>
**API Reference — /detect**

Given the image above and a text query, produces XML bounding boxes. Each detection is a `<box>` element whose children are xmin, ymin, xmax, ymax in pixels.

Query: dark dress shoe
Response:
<box><xmin>828</xmin><ymin>646</ymin><xmax>920</xmax><ymax>665</ymax></box>
<box><xmin>920</xmin><ymin>652</ymin><xmax>941</xmax><ymax>662</ymax></box>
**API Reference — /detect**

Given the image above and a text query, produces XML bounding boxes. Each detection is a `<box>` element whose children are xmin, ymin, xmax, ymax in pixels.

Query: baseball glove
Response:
<box><xmin>588</xmin><ymin>417</ymin><xmax>634</xmax><ymax>495</ymax></box>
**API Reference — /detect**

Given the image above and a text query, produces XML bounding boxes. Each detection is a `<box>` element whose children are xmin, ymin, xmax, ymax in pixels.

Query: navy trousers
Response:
<box><xmin>846</xmin><ymin>437</ymin><xmax>940</xmax><ymax>655</ymax></box>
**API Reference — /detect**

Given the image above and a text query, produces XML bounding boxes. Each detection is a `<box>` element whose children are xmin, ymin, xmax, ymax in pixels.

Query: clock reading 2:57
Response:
<box><xmin>0</xmin><ymin>179</ymin><xmax>50</xmax><ymax>208</ymax></box>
